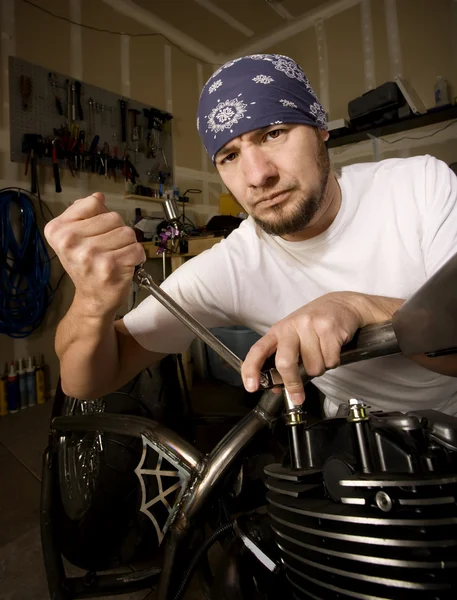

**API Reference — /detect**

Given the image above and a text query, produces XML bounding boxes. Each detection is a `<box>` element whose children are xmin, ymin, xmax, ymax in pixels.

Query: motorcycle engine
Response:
<box><xmin>264</xmin><ymin>402</ymin><xmax>457</xmax><ymax>599</ymax></box>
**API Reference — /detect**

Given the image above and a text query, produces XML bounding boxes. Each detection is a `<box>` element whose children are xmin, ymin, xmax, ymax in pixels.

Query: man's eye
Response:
<box><xmin>266</xmin><ymin>129</ymin><xmax>284</xmax><ymax>140</ymax></box>
<box><xmin>221</xmin><ymin>152</ymin><xmax>237</xmax><ymax>164</ymax></box>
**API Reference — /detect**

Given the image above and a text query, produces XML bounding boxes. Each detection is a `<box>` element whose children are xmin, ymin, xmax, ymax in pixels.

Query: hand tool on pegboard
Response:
<box><xmin>20</xmin><ymin>75</ymin><xmax>32</xmax><ymax>111</ymax></box>
<box><xmin>66</xmin><ymin>79</ymin><xmax>71</xmax><ymax>126</ymax></box>
<box><xmin>88</xmin><ymin>97</ymin><xmax>94</xmax><ymax>135</ymax></box>
<box><xmin>62</xmin><ymin>127</ymin><xmax>75</xmax><ymax>177</ymax></box>
<box><xmin>71</xmin><ymin>81</ymin><xmax>76</xmax><ymax>122</ymax></box>
<box><xmin>75</xmin><ymin>81</ymin><xmax>84</xmax><ymax>120</ymax></box>
<box><xmin>87</xmin><ymin>134</ymin><xmax>100</xmax><ymax>173</ymax></box>
<box><xmin>48</xmin><ymin>72</ymin><xmax>63</xmax><ymax>116</ymax></box>
<box><xmin>22</xmin><ymin>134</ymin><xmax>43</xmax><ymax>195</ymax></box>
<box><xmin>77</xmin><ymin>130</ymin><xmax>85</xmax><ymax>172</ymax></box>
<box><xmin>128</xmin><ymin>109</ymin><xmax>140</xmax><ymax>141</ymax></box>
<box><xmin>108</xmin><ymin>145</ymin><xmax>118</xmax><ymax>181</ymax></box>
<box><xmin>51</xmin><ymin>139</ymin><xmax>62</xmax><ymax>193</ymax></box>
<box><xmin>129</xmin><ymin>108</ymin><xmax>141</xmax><ymax>164</ymax></box>
<box><xmin>119</xmin><ymin>99</ymin><xmax>128</xmax><ymax>143</ymax></box>
<box><xmin>70</xmin><ymin>124</ymin><xmax>80</xmax><ymax>170</ymax></box>
<box><xmin>143</xmin><ymin>109</ymin><xmax>155</xmax><ymax>158</ymax></box>
<box><xmin>101</xmin><ymin>142</ymin><xmax>110</xmax><ymax>178</ymax></box>
<box><xmin>122</xmin><ymin>151</ymin><xmax>138</xmax><ymax>185</ymax></box>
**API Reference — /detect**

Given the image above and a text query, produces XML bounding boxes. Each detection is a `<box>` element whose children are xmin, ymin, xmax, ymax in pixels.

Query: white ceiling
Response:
<box><xmin>103</xmin><ymin>0</ymin><xmax>358</xmax><ymax>64</ymax></box>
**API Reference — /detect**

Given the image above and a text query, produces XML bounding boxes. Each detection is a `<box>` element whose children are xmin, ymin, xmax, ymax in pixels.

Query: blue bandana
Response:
<box><xmin>197</xmin><ymin>54</ymin><xmax>327</xmax><ymax>164</ymax></box>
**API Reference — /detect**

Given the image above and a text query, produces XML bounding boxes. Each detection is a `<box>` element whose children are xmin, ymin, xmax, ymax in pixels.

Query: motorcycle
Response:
<box><xmin>41</xmin><ymin>254</ymin><xmax>457</xmax><ymax>600</ymax></box>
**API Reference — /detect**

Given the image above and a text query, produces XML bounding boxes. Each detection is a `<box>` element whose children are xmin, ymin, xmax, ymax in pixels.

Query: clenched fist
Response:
<box><xmin>45</xmin><ymin>193</ymin><xmax>145</xmax><ymax>316</ymax></box>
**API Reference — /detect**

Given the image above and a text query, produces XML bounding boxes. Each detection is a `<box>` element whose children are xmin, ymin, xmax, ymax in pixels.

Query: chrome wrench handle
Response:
<box><xmin>133</xmin><ymin>266</ymin><xmax>283</xmax><ymax>389</ymax></box>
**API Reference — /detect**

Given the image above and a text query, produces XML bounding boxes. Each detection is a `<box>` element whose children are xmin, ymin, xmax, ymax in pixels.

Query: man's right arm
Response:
<box><xmin>46</xmin><ymin>193</ymin><xmax>166</xmax><ymax>399</ymax></box>
<box><xmin>55</xmin><ymin>297</ymin><xmax>166</xmax><ymax>399</ymax></box>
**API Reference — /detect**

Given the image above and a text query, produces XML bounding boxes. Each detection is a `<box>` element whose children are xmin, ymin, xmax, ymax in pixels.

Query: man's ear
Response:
<box><xmin>320</xmin><ymin>129</ymin><xmax>330</xmax><ymax>143</ymax></box>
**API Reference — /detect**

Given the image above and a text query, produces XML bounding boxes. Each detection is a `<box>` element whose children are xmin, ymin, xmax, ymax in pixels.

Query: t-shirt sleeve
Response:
<box><xmin>421</xmin><ymin>155</ymin><xmax>457</xmax><ymax>278</ymax></box>
<box><xmin>123</xmin><ymin>242</ymin><xmax>237</xmax><ymax>354</ymax></box>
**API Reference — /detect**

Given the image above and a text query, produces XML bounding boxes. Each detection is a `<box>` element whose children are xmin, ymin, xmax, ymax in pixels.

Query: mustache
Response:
<box><xmin>252</xmin><ymin>188</ymin><xmax>294</xmax><ymax>205</ymax></box>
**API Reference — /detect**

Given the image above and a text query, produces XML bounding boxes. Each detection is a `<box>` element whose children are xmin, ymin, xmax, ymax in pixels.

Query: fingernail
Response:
<box><xmin>291</xmin><ymin>393</ymin><xmax>305</xmax><ymax>405</ymax></box>
<box><xmin>245</xmin><ymin>378</ymin><xmax>256</xmax><ymax>392</ymax></box>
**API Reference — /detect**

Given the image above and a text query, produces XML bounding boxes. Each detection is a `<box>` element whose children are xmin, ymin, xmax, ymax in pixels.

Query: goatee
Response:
<box><xmin>253</xmin><ymin>134</ymin><xmax>330</xmax><ymax>236</ymax></box>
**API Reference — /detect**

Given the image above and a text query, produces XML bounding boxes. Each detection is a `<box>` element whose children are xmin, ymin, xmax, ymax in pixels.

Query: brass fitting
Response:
<box><xmin>283</xmin><ymin>389</ymin><xmax>305</xmax><ymax>426</ymax></box>
<box><xmin>286</xmin><ymin>408</ymin><xmax>305</xmax><ymax>426</ymax></box>
<box><xmin>347</xmin><ymin>398</ymin><xmax>370</xmax><ymax>422</ymax></box>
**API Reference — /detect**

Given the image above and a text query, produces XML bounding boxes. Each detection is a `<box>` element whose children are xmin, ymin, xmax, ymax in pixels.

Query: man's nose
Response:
<box><xmin>242</xmin><ymin>147</ymin><xmax>278</xmax><ymax>188</ymax></box>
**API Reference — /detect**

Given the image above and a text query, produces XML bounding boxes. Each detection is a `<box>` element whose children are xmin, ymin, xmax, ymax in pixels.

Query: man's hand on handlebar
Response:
<box><xmin>241</xmin><ymin>292</ymin><xmax>402</xmax><ymax>405</ymax></box>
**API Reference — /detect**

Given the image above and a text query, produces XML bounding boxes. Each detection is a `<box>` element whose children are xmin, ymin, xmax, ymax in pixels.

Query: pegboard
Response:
<box><xmin>9</xmin><ymin>56</ymin><xmax>173</xmax><ymax>189</ymax></box>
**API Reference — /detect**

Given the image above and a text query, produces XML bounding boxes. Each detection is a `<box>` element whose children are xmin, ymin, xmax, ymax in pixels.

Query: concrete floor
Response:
<box><xmin>0</xmin><ymin>377</ymin><xmax>251</xmax><ymax>600</ymax></box>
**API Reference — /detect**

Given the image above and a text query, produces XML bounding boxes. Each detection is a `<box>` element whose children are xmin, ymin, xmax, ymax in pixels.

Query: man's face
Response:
<box><xmin>215</xmin><ymin>124</ymin><xmax>330</xmax><ymax>236</ymax></box>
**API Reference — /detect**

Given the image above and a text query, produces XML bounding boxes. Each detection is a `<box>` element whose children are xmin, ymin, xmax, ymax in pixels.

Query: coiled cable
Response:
<box><xmin>0</xmin><ymin>189</ymin><xmax>54</xmax><ymax>337</ymax></box>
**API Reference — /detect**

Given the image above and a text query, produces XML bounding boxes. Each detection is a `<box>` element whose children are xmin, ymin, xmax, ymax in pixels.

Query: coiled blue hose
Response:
<box><xmin>0</xmin><ymin>189</ymin><xmax>53</xmax><ymax>337</ymax></box>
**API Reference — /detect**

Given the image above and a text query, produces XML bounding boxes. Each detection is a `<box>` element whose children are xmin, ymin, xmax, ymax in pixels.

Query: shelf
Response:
<box><xmin>327</xmin><ymin>105</ymin><xmax>457</xmax><ymax>149</ymax></box>
<box><xmin>141</xmin><ymin>235</ymin><xmax>224</xmax><ymax>258</ymax></box>
<box><xmin>125</xmin><ymin>194</ymin><xmax>184</xmax><ymax>205</ymax></box>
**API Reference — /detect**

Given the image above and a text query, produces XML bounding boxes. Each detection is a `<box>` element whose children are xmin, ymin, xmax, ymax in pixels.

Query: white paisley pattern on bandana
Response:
<box><xmin>208</xmin><ymin>79</ymin><xmax>223</xmax><ymax>94</ymax></box>
<box><xmin>252</xmin><ymin>75</ymin><xmax>274</xmax><ymax>84</ymax></box>
<box><xmin>280</xmin><ymin>99</ymin><xmax>297</xmax><ymax>108</ymax></box>
<box><xmin>206</xmin><ymin>97</ymin><xmax>248</xmax><ymax>136</ymax></box>
<box><xmin>272</xmin><ymin>56</ymin><xmax>307</xmax><ymax>83</ymax></box>
<box><xmin>309</xmin><ymin>102</ymin><xmax>327</xmax><ymax>126</ymax></box>
<box><xmin>248</xmin><ymin>54</ymin><xmax>274</xmax><ymax>61</ymax></box>
<box><xmin>241</xmin><ymin>54</ymin><xmax>318</xmax><ymax>99</ymax></box>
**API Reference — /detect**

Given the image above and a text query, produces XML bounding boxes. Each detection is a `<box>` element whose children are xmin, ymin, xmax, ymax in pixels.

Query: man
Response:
<box><xmin>46</xmin><ymin>54</ymin><xmax>457</xmax><ymax>416</ymax></box>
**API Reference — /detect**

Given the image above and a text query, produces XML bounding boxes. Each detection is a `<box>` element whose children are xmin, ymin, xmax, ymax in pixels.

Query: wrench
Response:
<box><xmin>133</xmin><ymin>266</ymin><xmax>282</xmax><ymax>389</ymax></box>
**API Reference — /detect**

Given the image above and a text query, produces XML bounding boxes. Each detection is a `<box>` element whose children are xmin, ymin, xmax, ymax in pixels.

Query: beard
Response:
<box><xmin>251</xmin><ymin>133</ymin><xmax>330</xmax><ymax>237</ymax></box>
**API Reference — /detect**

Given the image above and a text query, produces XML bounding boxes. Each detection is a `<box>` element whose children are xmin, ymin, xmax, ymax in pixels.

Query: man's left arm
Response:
<box><xmin>351</xmin><ymin>292</ymin><xmax>457</xmax><ymax>378</ymax></box>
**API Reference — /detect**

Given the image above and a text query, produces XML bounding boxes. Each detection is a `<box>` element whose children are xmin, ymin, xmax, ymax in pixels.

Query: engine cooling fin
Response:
<box><xmin>265</xmin><ymin>407</ymin><xmax>457</xmax><ymax>600</ymax></box>
<box><xmin>267</xmin><ymin>470</ymin><xmax>457</xmax><ymax>599</ymax></box>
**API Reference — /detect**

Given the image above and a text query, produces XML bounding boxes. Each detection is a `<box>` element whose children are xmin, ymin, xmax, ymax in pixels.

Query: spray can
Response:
<box><xmin>26</xmin><ymin>356</ymin><xmax>37</xmax><ymax>407</ymax></box>
<box><xmin>7</xmin><ymin>361</ymin><xmax>20</xmax><ymax>413</ymax></box>
<box><xmin>36</xmin><ymin>356</ymin><xmax>46</xmax><ymax>404</ymax></box>
<box><xmin>17</xmin><ymin>358</ymin><xmax>27</xmax><ymax>410</ymax></box>
<box><xmin>0</xmin><ymin>363</ymin><xmax>8</xmax><ymax>417</ymax></box>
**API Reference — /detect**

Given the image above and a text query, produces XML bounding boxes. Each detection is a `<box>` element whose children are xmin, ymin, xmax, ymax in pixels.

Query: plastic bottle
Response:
<box><xmin>35</xmin><ymin>356</ymin><xmax>46</xmax><ymax>405</ymax></box>
<box><xmin>7</xmin><ymin>361</ymin><xmax>19</xmax><ymax>413</ymax></box>
<box><xmin>17</xmin><ymin>358</ymin><xmax>27</xmax><ymax>410</ymax></box>
<box><xmin>172</xmin><ymin>184</ymin><xmax>180</xmax><ymax>200</ymax></box>
<box><xmin>26</xmin><ymin>356</ymin><xmax>37</xmax><ymax>407</ymax></box>
<box><xmin>0</xmin><ymin>363</ymin><xmax>8</xmax><ymax>417</ymax></box>
<box><xmin>434</xmin><ymin>76</ymin><xmax>450</xmax><ymax>107</ymax></box>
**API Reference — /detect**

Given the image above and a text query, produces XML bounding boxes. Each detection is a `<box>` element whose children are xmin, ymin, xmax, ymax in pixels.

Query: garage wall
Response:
<box><xmin>262</xmin><ymin>0</ymin><xmax>457</xmax><ymax>167</ymax></box>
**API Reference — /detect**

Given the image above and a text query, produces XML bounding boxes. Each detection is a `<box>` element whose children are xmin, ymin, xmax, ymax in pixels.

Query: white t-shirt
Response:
<box><xmin>124</xmin><ymin>155</ymin><xmax>457</xmax><ymax>416</ymax></box>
